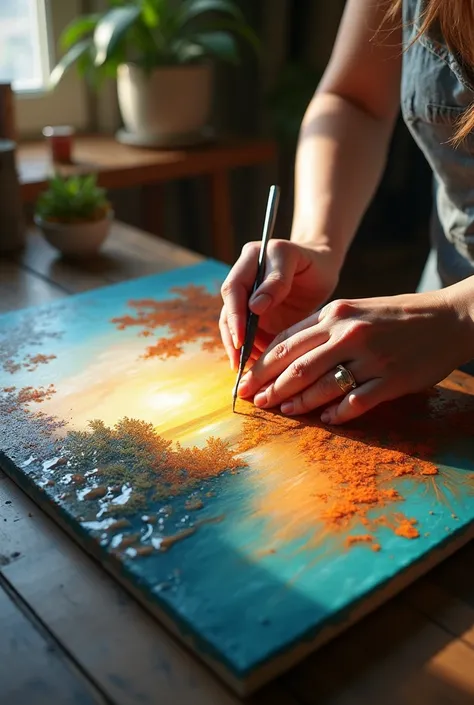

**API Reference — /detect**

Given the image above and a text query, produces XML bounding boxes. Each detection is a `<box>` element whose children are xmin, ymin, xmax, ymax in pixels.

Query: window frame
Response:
<box><xmin>15</xmin><ymin>0</ymin><xmax>90</xmax><ymax>138</ymax></box>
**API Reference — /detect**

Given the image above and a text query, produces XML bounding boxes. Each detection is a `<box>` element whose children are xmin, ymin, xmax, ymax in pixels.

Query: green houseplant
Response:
<box><xmin>50</xmin><ymin>0</ymin><xmax>259</xmax><ymax>146</ymax></box>
<box><xmin>34</xmin><ymin>174</ymin><xmax>113</xmax><ymax>257</ymax></box>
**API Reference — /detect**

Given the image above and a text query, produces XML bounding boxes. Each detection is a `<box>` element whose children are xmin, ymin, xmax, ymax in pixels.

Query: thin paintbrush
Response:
<box><xmin>232</xmin><ymin>184</ymin><xmax>280</xmax><ymax>412</ymax></box>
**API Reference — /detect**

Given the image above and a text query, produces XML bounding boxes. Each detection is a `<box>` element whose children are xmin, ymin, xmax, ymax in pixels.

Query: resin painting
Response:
<box><xmin>2</xmin><ymin>260</ymin><xmax>474</xmax><ymax>694</ymax></box>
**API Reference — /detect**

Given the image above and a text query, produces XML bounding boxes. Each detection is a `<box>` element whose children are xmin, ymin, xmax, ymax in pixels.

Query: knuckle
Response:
<box><xmin>220</xmin><ymin>279</ymin><xmax>234</xmax><ymax>299</ymax></box>
<box><xmin>269</xmin><ymin>239</ymin><xmax>288</xmax><ymax>255</ymax></box>
<box><xmin>265</xmin><ymin>271</ymin><xmax>288</xmax><ymax>293</ymax></box>
<box><xmin>289</xmin><ymin>358</ymin><xmax>308</xmax><ymax>380</ymax></box>
<box><xmin>264</xmin><ymin>383</ymin><xmax>277</xmax><ymax>404</ymax></box>
<box><xmin>292</xmin><ymin>395</ymin><xmax>308</xmax><ymax>415</ymax></box>
<box><xmin>348</xmin><ymin>393</ymin><xmax>365</xmax><ymax>410</ymax></box>
<box><xmin>326</xmin><ymin>299</ymin><xmax>354</xmax><ymax>320</ymax></box>
<box><xmin>242</xmin><ymin>241</ymin><xmax>259</xmax><ymax>256</ymax></box>
<box><xmin>273</xmin><ymin>340</ymin><xmax>289</xmax><ymax>362</ymax></box>
<box><xmin>339</xmin><ymin>319</ymin><xmax>371</xmax><ymax>344</ymax></box>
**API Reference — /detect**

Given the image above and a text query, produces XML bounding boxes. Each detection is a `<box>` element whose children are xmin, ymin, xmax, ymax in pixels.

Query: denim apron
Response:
<box><xmin>402</xmin><ymin>0</ymin><xmax>474</xmax><ymax>290</ymax></box>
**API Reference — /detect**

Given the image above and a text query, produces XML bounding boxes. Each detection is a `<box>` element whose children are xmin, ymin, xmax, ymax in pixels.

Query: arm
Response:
<box><xmin>291</xmin><ymin>0</ymin><xmax>402</xmax><ymax>267</ymax></box>
<box><xmin>219</xmin><ymin>0</ymin><xmax>402</xmax><ymax>371</ymax></box>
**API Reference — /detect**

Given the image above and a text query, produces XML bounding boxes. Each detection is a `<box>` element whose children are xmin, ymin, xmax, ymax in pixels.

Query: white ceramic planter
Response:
<box><xmin>34</xmin><ymin>211</ymin><xmax>113</xmax><ymax>258</ymax></box>
<box><xmin>116</xmin><ymin>63</ymin><xmax>212</xmax><ymax>144</ymax></box>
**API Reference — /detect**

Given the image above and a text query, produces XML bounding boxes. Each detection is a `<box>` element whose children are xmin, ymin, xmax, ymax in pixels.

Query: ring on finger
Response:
<box><xmin>333</xmin><ymin>364</ymin><xmax>357</xmax><ymax>395</ymax></box>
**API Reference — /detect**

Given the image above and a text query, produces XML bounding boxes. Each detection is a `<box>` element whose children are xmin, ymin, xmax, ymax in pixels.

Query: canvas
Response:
<box><xmin>1</xmin><ymin>259</ymin><xmax>474</xmax><ymax>694</ymax></box>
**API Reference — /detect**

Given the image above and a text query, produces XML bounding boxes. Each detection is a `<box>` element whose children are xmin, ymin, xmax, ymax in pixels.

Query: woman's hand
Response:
<box><xmin>236</xmin><ymin>289</ymin><xmax>474</xmax><ymax>424</ymax></box>
<box><xmin>219</xmin><ymin>240</ymin><xmax>341</xmax><ymax>370</ymax></box>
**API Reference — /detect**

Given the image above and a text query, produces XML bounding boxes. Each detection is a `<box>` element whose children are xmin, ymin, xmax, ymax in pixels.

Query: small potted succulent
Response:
<box><xmin>34</xmin><ymin>174</ymin><xmax>113</xmax><ymax>258</ymax></box>
<box><xmin>49</xmin><ymin>0</ymin><xmax>259</xmax><ymax>146</ymax></box>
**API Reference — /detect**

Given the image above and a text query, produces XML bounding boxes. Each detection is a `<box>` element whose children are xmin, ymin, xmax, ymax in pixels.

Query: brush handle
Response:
<box><xmin>237</xmin><ymin>185</ymin><xmax>280</xmax><ymax>373</ymax></box>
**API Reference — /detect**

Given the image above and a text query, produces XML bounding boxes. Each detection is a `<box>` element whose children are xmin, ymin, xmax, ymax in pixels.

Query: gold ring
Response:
<box><xmin>334</xmin><ymin>364</ymin><xmax>357</xmax><ymax>394</ymax></box>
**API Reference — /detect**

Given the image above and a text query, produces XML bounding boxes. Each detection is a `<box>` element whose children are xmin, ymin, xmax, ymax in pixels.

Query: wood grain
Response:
<box><xmin>14</xmin><ymin>224</ymin><xmax>203</xmax><ymax>294</ymax></box>
<box><xmin>285</xmin><ymin>598</ymin><xmax>474</xmax><ymax>705</ymax></box>
<box><xmin>3</xmin><ymin>222</ymin><xmax>474</xmax><ymax>704</ymax></box>
<box><xmin>0</xmin><ymin>578</ymin><xmax>104</xmax><ymax>705</ymax></box>
<box><xmin>17</xmin><ymin>136</ymin><xmax>277</xmax><ymax>204</ymax></box>
<box><xmin>0</xmin><ymin>260</ymin><xmax>65</xmax><ymax>313</ymax></box>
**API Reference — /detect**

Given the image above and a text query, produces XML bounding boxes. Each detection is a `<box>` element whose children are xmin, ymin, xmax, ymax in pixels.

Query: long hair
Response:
<box><xmin>389</xmin><ymin>0</ymin><xmax>474</xmax><ymax>143</ymax></box>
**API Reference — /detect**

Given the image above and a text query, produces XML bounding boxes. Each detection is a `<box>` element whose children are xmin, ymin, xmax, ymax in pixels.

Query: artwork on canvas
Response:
<box><xmin>1</xmin><ymin>259</ymin><xmax>474</xmax><ymax>693</ymax></box>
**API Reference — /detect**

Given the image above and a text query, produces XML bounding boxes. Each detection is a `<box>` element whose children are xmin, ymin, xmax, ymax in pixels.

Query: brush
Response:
<box><xmin>232</xmin><ymin>184</ymin><xmax>280</xmax><ymax>412</ymax></box>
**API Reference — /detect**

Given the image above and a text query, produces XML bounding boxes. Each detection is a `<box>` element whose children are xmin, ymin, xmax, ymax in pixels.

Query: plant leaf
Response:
<box><xmin>172</xmin><ymin>39</ymin><xmax>206</xmax><ymax>63</ymax></box>
<box><xmin>94</xmin><ymin>5</ymin><xmax>141</xmax><ymax>67</ymax></box>
<box><xmin>141</xmin><ymin>0</ymin><xmax>160</xmax><ymax>28</ymax></box>
<box><xmin>191</xmin><ymin>31</ymin><xmax>239</xmax><ymax>64</ymax></box>
<box><xmin>198</xmin><ymin>17</ymin><xmax>260</xmax><ymax>53</ymax></box>
<box><xmin>60</xmin><ymin>14</ymin><xmax>102</xmax><ymax>50</ymax></box>
<box><xmin>49</xmin><ymin>38</ymin><xmax>92</xmax><ymax>88</ymax></box>
<box><xmin>179</xmin><ymin>0</ymin><xmax>244</xmax><ymax>26</ymax></box>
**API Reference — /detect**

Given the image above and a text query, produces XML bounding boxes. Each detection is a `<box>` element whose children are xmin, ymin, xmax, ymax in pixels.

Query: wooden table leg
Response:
<box><xmin>209</xmin><ymin>169</ymin><xmax>234</xmax><ymax>264</ymax></box>
<box><xmin>141</xmin><ymin>183</ymin><xmax>165</xmax><ymax>237</ymax></box>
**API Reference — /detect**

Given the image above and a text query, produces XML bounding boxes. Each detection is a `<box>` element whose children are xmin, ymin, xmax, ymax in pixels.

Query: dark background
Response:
<box><xmin>108</xmin><ymin>0</ymin><xmax>433</xmax><ymax>298</ymax></box>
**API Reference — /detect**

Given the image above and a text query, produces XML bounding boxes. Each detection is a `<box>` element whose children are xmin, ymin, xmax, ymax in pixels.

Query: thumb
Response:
<box><xmin>249</xmin><ymin>241</ymin><xmax>297</xmax><ymax>315</ymax></box>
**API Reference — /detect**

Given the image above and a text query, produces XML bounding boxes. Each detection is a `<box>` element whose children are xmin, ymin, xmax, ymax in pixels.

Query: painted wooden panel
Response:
<box><xmin>1</xmin><ymin>260</ymin><xmax>474</xmax><ymax>694</ymax></box>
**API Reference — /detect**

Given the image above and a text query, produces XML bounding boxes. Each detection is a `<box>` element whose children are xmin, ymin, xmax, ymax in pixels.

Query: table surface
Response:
<box><xmin>17</xmin><ymin>135</ymin><xmax>276</xmax><ymax>203</ymax></box>
<box><xmin>2</xmin><ymin>223</ymin><xmax>474</xmax><ymax>705</ymax></box>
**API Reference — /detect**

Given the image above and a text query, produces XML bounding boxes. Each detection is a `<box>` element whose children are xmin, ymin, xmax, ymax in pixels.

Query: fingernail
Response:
<box><xmin>254</xmin><ymin>391</ymin><xmax>268</xmax><ymax>408</ymax></box>
<box><xmin>281</xmin><ymin>401</ymin><xmax>294</xmax><ymax>415</ymax></box>
<box><xmin>321</xmin><ymin>410</ymin><xmax>332</xmax><ymax>424</ymax></box>
<box><xmin>250</xmin><ymin>293</ymin><xmax>272</xmax><ymax>315</ymax></box>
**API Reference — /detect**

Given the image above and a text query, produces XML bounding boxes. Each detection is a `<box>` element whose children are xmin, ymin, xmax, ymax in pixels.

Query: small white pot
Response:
<box><xmin>34</xmin><ymin>211</ymin><xmax>113</xmax><ymax>258</ymax></box>
<box><xmin>117</xmin><ymin>62</ymin><xmax>212</xmax><ymax>142</ymax></box>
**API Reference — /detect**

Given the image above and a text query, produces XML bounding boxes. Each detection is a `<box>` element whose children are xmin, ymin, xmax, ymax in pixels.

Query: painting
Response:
<box><xmin>1</xmin><ymin>259</ymin><xmax>474</xmax><ymax>694</ymax></box>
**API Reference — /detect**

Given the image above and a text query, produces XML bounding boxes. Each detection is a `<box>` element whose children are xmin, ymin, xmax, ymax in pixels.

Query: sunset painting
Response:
<box><xmin>1</xmin><ymin>260</ymin><xmax>474</xmax><ymax>693</ymax></box>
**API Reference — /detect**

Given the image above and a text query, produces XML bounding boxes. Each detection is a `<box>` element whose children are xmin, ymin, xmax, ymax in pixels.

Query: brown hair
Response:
<box><xmin>389</xmin><ymin>0</ymin><xmax>474</xmax><ymax>143</ymax></box>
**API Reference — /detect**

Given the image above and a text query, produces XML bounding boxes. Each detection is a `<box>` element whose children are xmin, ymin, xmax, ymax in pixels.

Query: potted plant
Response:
<box><xmin>34</xmin><ymin>174</ymin><xmax>113</xmax><ymax>258</ymax></box>
<box><xmin>49</xmin><ymin>0</ymin><xmax>259</xmax><ymax>147</ymax></box>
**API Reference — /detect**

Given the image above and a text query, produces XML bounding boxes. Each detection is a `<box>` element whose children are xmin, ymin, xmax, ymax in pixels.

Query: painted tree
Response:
<box><xmin>60</xmin><ymin>417</ymin><xmax>247</xmax><ymax>517</ymax></box>
<box><xmin>111</xmin><ymin>285</ymin><xmax>222</xmax><ymax>359</ymax></box>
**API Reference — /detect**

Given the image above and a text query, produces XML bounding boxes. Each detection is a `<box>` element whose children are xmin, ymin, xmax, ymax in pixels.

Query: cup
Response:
<box><xmin>42</xmin><ymin>125</ymin><xmax>75</xmax><ymax>164</ymax></box>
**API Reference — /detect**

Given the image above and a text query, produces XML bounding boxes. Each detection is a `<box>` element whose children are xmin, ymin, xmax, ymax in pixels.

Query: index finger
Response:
<box><xmin>220</xmin><ymin>242</ymin><xmax>259</xmax><ymax>348</ymax></box>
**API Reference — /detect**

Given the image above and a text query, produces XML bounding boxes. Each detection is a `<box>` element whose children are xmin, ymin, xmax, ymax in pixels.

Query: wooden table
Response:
<box><xmin>2</xmin><ymin>223</ymin><xmax>474</xmax><ymax>705</ymax></box>
<box><xmin>16</xmin><ymin>135</ymin><xmax>277</xmax><ymax>265</ymax></box>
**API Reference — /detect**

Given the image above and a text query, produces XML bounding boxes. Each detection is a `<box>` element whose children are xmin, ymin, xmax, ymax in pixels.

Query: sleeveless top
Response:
<box><xmin>402</xmin><ymin>0</ymin><xmax>474</xmax><ymax>287</ymax></box>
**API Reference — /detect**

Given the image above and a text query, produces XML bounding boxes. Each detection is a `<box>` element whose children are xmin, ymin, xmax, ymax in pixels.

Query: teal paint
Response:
<box><xmin>1</xmin><ymin>261</ymin><xmax>474</xmax><ymax>690</ymax></box>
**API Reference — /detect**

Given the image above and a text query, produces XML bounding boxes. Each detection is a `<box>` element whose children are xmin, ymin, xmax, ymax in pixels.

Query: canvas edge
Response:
<box><xmin>0</xmin><ymin>451</ymin><xmax>249</xmax><ymax>695</ymax></box>
<box><xmin>4</xmin><ymin>447</ymin><xmax>474</xmax><ymax>696</ymax></box>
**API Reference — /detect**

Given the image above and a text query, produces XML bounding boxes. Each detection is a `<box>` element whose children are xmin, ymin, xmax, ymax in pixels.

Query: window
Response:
<box><xmin>0</xmin><ymin>0</ymin><xmax>50</xmax><ymax>93</ymax></box>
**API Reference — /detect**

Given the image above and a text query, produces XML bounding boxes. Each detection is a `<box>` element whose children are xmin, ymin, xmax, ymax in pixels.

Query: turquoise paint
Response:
<box><xmin>1</xmin><ymin>261</ymin><xmax>474</xmax><ymax>686</ymax></box>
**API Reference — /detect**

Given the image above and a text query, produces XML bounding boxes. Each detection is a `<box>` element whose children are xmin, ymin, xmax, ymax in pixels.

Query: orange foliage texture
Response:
<box><xmin>2</xmin><ymin>384</ymin><xmax>56</xmax><ymax>411</ymax></box>
<box><xmin>111</xmin><ymin>285</ymin><xmax>223</xmax><ymax>359</ymax></box>
<box><xmin>235</xmin><ymin>376</ymin><xmax>473</xmax><ymax>544</ymax></box>
<box><xmin>110</xmin><ymin>285</ymin><xmax>474</xmax><ymax>547</ymax></box>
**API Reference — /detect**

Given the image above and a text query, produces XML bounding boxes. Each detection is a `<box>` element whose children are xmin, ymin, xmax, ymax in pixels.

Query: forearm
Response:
<box><xmin>442</xmin><ymin>275</ymin><xmax>474</xmax><ymax>360</ymax></box>
<box><xmin>291</xmin><ymin>91</ymin><xmax>396</xmax><ymax>267</ymax></box>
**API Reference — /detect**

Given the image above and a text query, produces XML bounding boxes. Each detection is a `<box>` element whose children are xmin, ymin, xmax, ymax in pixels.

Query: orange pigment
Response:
<box><xmin>394</xmin><ymin>518</ymin><xmax>419</xmax><ymax>539</ymax></box>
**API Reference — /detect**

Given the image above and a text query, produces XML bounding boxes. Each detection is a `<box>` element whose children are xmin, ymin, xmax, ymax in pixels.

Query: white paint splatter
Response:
<box><xmin>42</xmin><ymin>456</ymin><xmax>61</xmax><ymax>473</ymax></box>
<box><xmin>21</xmin><ymin>455</ymin><xmax>36</xmax><ymax>468</ymax></box>
<box><xmin>110</xmin><ymin>533</ymin><xmax>124</xmax><ymax>548</ymax></box>
<box><xmin>81</xmin><ymin>518</ymin><xmax>119</xmax><ymax>531</ymax></box>
<box><xmin>111</xmin><ymin>485</ymin><xmax>132</xmax><ymax>506</ymax></box>
<box><xmin>142</xmin><ymin>524</ymin><xmax>153</xmax><ymax>541</ymax></box>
